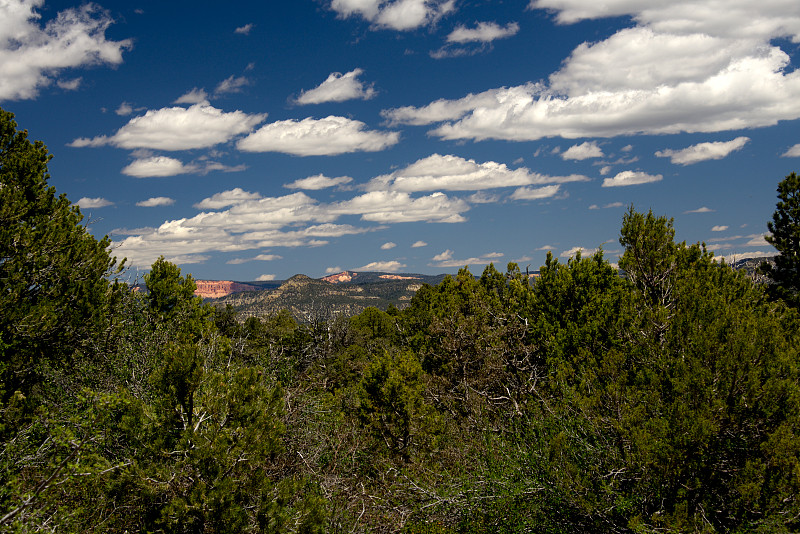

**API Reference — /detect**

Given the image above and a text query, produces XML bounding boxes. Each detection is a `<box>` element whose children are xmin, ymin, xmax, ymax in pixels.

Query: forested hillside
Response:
<box><xmin>3</xmin><ymin>107</ymin><xmax>800</xmax><ymax>532</ymax></box>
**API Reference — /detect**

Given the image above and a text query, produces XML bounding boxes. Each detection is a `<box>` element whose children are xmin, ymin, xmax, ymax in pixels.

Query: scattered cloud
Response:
<box><xmin>77</xmin><ymin>197</ymin><xmax>113</xmax><ymax>209</ymax></box>
<box><xmin>432</xmin><ymin>249</ymin><xmax>453</xmax><ymax>261</ymax></box>
<box><xmin>467</xmin><ymin>192</ymin><xmax>500</xmax><ymax>204</ymax></box>
<box><xmin>562</xmin><ymin>141</ymin><xmax>604</xmax><ymax>160</ymax></box>
<box><xmin>234</xmin><ymin>23</ymin><xmax>254</xmax><ymax>35</ymax></box>
<box><xmin>433</xmin><ymin>21</ymin><xmax>519</xmax><ymax>56</ymax></box>
<box><xmin>411</xmin><ymin>240</ymin><xmax>427</xmax><ymax>248</ymax></box>
<box><xmin>0</xmin><ymin>1</ymin><xmax>131</xmax><ymax>101</ymax></box>
<box><xmin>284</xmin><ymin>174</ymin><xmax>354</xmax><ymax>190</ymax></box>
<box><xmin>602</xmin><ymin>170</ymin><xmax>662</xmax><ymax>187</ymax></box>
<box><xmin>685</xmin><ymin>206</ymin><xmax>715</xmax><ymax>213</ymax></box>
<box><xmin>655</xmin><ymin>137</ymin><xmax>750</xmax><ymax>165</ymax></box>
<box><xmin>782</xmin><ymin>144</ymin><xmax>800</xmax><ymax>157</ymax></box>
<box><xmin>366</xmin><ymin>153</ymin><xmax>588</xmax><ymax>192</ymax></box>
<box><xmin>57</xmin><ymin>78</ymin><xmax>81</xmax><ymax>91</ymax></box>
<box><xmin>325</xmin><ymin>266</ymin><xmax>343</xmax><ymax>274</ymax></box>
<box><xmin>198</xmin><ymin>161</ymin><xmax>248</xmax><ymax>175</ymax></box>
<box><xmin>227</xmin><ymin>253</ymin><xmax>282</xmax><ymax>264</ymax></box>
<box><xmin>214</xmin><ymin>75</ymin><xmax>249</xmax><ymax>95</ymax></box>
<box><xmin>446</xmin><ymin>21</ymin><xmax>519</xmax><ymax>43</ymax></box>
<box><xmin>70</xmin><ymin>102</ymin><xmax>266</xmax><ymax>150</ymax></box>
<box><xmin>174</xmin><ymin>88</ymin><xmax>209</xmax><ymax>105</ymax></box>
<box><xmin>331</xmin><ymin>191</ymin><xmax>469</xmax><ymax>223</ymax></box>
<box><xmin>356</xmin><ymin>260</ymin><xmax>406</xmax><ymax>272</ymax></box>
<box><xmin>237</xmin><ymin>116</ymin><xmax>399</xmax><ymax>156</ymax></box>
<box><xmin>745</xmin><ymin>234</ymin><xmax>770</xmax><ymax>247</ymax></box>
<box><xmin>295</xmin><ymin>68</ymin><xmax>376</xmax><ymax>105</ymax></box>
<box><xmin>329</xmin><ymin>0</ymin><xmax>455</xmax><ymax>31</ymax></box>
<box><xmin>116</xmin><ymin>102</ymin><xmax>134</xmax><ymax>116</ymax></box>
<box><xmin>509</xmin><ymin>185</ymin><xmax>560</xmax><ymax>200</ymax></box>
<box><xmin>429</xmin><ymin>250</ymin><xmax>504</xmax><ymax>268</ymax></box>
<box><xmin>122</xmin><ymin>156</ymin><xmax>197</xmax><ymax>178</ymax></box>
<box><xmin>591</xmin><ymin>201</ymin><xmax>624</xmax><ymax>209</ymax></box>
<box><xmin>711</xmin><ymin>225</ymin><xmax>729</xmax><ymax>232</ymax></box>
<box><xmin>194</xmin><ymin>188</ymin><xmax>262</xmax><ymax>210</ymax></box>
<box><xmin>136</xmin><ymin>197</ymin><xmax>175</xmax><ymax>207</ymax></box>
<box><xmin>115</xmin><ymin>186</ymin><xmax>468</xmax><ymax>267</ymax></box>
<box><xmin>384</xmin><ymin>0</ymin><xmax>800</xmax><ymax>142</ymax></box>
<box><xmin>381</xmin><ymin>242</ymin><xmax>397</xmax><ymax>250</ymax></box>
<box><xmin>256</xmin><ymin>274</ymin><xmax>276</xmax><ymax>281</ymax></box>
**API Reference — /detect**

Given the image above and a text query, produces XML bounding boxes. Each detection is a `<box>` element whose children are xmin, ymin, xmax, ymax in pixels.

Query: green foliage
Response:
<box><xmin>0</xmin><ymin>107</ymin><xmax>123</xmax><ymax>419</ymax></box>
<box><xmin>145</xmin><ymin>256</ymin><xmax>211</xmax><ymax>340</ymax></box>
<box><xmin>762</xmin><ymin>171</ymin><xmax>800</xmax><ymax>307</ymax></box>
<box><xmin>2</xmin><ymin>112</ymin><xmax>799</xmax><ymax>533</ymax></box>
<box><xmin>357</xmin><ymin>350</ymin><xmax>441</xmax><ymax>460</ymax></box>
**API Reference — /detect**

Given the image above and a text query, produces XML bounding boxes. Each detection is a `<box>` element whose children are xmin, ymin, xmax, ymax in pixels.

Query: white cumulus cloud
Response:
<box><xmin>429</xmin><ymin>250</ymin><xmax>504</xmax><ymax>268</ymax></box>
<box><xmin>174</xmin><ymin>88</ymin><xmax>209</xmax><ymax>105</ymax></box>
<box><xmin>295</xmin><ymin>68</ymin><xmax>376</xmax><ymax>105</ymax></box>
<box><xmin>510</xmin><ymin>185</ymin><xmax>561</xmax><ymax>200</ymax></box>
<box><xmin>284</xmin><ymin>174</ymin><xmax>353</xmax><ymax>190</ymax></box>
<box><xmin>237</xmin><ymin>116</ymin><xmax>399</xmax><ymax>156</ymax></box>
<box><xmin>655</xmin><ymin>137</ymin><xmax>750</xmax><ymax>165</ymax></box>
<box><xmin>562</xmin><ymin>140</ymin><xmax>604</xmax><ymax>160</ymax></box>
<box><xmin>77</xmin><ymin>197</ymin><xmax>113</xmax><ymax>209</ymax></box>
<box><xmin>711</xmin><ymin>225</ymin><xmax>729</xmax><ymax>232</ymax></box>
<box><xmin>331</xmin><ymin>191</ymin><xmax>469</xmax><ymax>223</ymax></box>
<box><xmin>194</xmin><ymin>188</ymin><xmax>263</xmax><ymax>210</ymax></box>
<box><xmin>602</xmin><ymin>170</ymin><xmax>662</xmax><ymax>187</ymax></box>
<box><xmin>685</xmin><ymin>206</ymin><xmax>715</xmax><ymax>213</ymax></box>
<box><xmin>330</xmin><ymin>0</ymin><xmax>455</xmax><ymax>31</ymax></box>
<box><xmin>411</xmin><ymin>240</ymin><xmax>427</xmax><ymax>247</ymax></box>
<box><xmin>0</xmin><ymin>1</ymin><xmax>131</xmax><ymax>101</ymax></box>
<box><xmin>136</xmin><ymin>197</ymin><xmax>175</xmax><ymax>207</ymax></box>
<box><xmin>356</xmin><ymin>260</ymin><xmax>407</xmax><ymax>272</ymax></box>
<box><xmin>446</xmin><ymin>21</ymin><xmax>519</xmax><ymax>43</ymax></box>
<box><xmin>71</xmin><ymin>103</ymin><xmax>266</xmax><ymax>151</ymax></box>
<box><xmin>782</xmin><ymin>144</ymin><xmax>800</xmax><ymax>157</ymax></box>
<box><xmin>366</xmin><ymin>153</ymin><xmax>588</xmax><ymax>192</ymax></box>
<box><xmin>383</xmin><ymin>2</ymin><xmax>800</xmax><ymax>142</ymax></box>
<box><xmin>114</xmin><ymin>186</ymin><xmax>469</xmax><ymax>267</ymax></box>
<box><xmin>122</xmin><ymin>156</ymin><xmax>197</xmax><ymax>178</ymax></box>
<box><xmin>381</xmin><ymin>242</ymin><xmax>397</xmax><ymax>250</ymax></box>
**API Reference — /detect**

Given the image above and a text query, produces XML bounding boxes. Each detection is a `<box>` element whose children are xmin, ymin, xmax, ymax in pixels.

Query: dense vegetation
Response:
<box><xmin>2</xmin><ymin>107</ymin><xmax>800</xmax><ymax>533</ymax></box>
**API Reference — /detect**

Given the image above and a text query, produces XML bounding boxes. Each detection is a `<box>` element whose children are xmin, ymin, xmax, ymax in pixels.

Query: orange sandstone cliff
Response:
<box><xmin>194</xmin><ymin>280</ymin><xmax>261</xmax><ymax>299</ymax></box>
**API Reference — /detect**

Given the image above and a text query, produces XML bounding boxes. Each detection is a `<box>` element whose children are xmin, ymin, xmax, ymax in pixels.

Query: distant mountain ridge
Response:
<box><xmin>186</xmin><ymin>255</ymin><xmax>775</xmax><ymax>319</ymax></box>
<box><xmin>207</xmin><ymin>271</ymin><xmax>448</xmax><ymax>322</ymax></box>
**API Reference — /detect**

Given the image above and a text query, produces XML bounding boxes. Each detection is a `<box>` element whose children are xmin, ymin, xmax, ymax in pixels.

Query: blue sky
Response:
<box><xmin>4</xmin><ymin>0</ymin><xmax>800</xmax><ymax>281</ymax></box>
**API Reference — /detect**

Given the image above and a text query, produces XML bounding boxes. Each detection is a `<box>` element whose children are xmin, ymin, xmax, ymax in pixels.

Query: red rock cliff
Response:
<box><xmin>194</xmin><ymin>280</ymin><xmax>261</xmax><ymax>299</ymax></box>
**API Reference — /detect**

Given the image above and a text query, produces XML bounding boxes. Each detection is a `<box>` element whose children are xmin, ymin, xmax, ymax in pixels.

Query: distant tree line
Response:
<box><xmin>2</xmin><ymin>106</ymin><xmax>800</xmax><ymax>532</ymax></box>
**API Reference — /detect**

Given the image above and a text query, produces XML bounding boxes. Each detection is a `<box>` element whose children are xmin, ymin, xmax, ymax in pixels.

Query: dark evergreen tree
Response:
<box><xmin>0</xmin><ymin>107</ymin><xmax>123</xmax><ymax>423</ymax></box>
<box><xmin>762</xmin><ymin>171</ymin><xmax>800</xmax><ymax>307</ymax></box>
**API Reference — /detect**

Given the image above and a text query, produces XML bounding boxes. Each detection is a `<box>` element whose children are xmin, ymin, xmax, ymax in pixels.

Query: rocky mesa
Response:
<box><xmin>194</xmin><ymin>280</ymin><xmax>261</xmax><ymax>299</ymax></box>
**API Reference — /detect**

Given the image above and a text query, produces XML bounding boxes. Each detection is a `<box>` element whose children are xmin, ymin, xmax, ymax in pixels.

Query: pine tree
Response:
<box><xmin>762</xmin><ymin>172</ymin><xmax>800</xmax><ymax>307</ymax></box>
<box><xmin>0</xmin><ymin>107</ymin><xmax>123</xmax><ymax>420</ymax></box>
